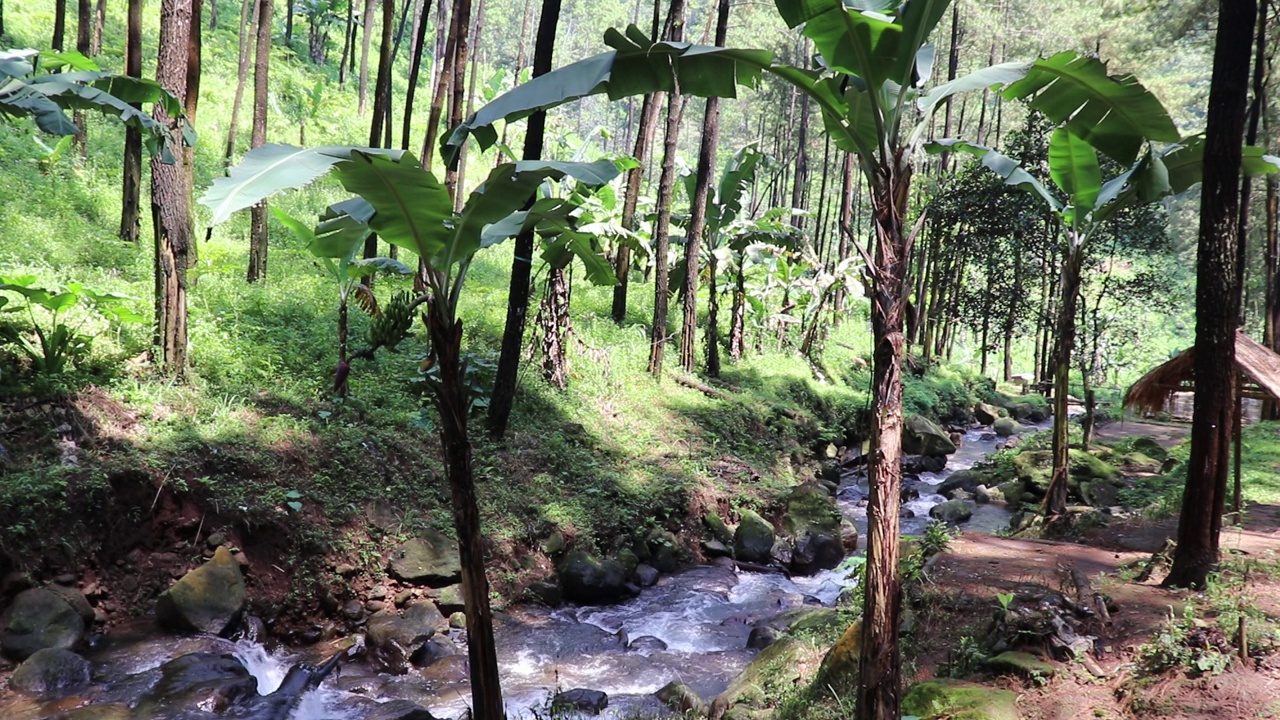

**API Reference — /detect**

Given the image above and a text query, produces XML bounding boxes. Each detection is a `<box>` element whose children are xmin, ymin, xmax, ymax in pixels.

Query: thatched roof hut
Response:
<box><xmin>1123</xmin><ymin>330</ymin><xmax>1280</xmax><ymax>416</ymax></box>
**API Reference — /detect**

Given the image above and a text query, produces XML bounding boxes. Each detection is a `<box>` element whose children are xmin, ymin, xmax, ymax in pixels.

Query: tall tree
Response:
<box><xmin>368</xmin><ymin>0</ymin><xmax>394</xmax><ymax>147</ymax></box>
<box><xmin>646</xmin><ymin>0</ymin><xmax>686</xmax><ymax>376</ymax></box>
<box><xmin>1166</xmin><ymin>0</ymin><xmax>1258</xmax><ymax>588</ymax></box>
<box><xmin>339</xmin><ymin>0</ymin><xmax>354</xmax><ymax>85</ymax></box>
<box><xmin>358</xmin><ymin>0</ymin><xmax>375</xmax><ymax>114</ymax></box>
<box><xmin>73</xmin><ymin>0</ymin><xmax>91</xmax><ymax>157</ymax></box>
<box><xmin>120</xmin><ymin>0</ymin><xmax>144</xmax><ymax>241</ymax></box>
<box><xmin>92</xmin><ymin>0</ymin><xmax>105</xmax><ymax>55</ymax></box>
<box><xmin>185</xmin><ymin>0</ymin><xmax>203</xmax><ymax>264</ymax></box>
<box><xmin>152</xmin><ymin>0</ymin><xmax>195</xmax><ymax>375</ymax></box>
<box><xmin>246</xmin><ymin>0</ymin><xmax>273</xmax><ymax>282</ymax></box>
<box><xmin>679</xmin><ymin>0</ymin><xmax>728</xmax><ymax>373</ymax></box>
<box><xmin>53</xmin><ymin>0</ymin><xmax>67</xmax><ymax>51</ymax></box>
<box><xmin>485</xmin><ymin>0</ymin><xmax>561</xmax><ymax>437</ymax></box>
<box><xmin>224</xmin><ymin>0</ymin><xmax>259</xmax><ymax>165</ymax></box>
<box><xmin>401</xmin><ymin>0</ymin><xmax>431</xmax><ymax>150</ymax></box>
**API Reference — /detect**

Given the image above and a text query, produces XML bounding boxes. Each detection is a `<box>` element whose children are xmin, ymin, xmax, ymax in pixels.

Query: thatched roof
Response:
<box><xmin>1124</xmin><ymin>331</ymin><xmax>1280</xmax><ymax>415</ymax></box>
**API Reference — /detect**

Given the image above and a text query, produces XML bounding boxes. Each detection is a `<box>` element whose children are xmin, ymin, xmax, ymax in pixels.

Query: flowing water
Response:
<box><xmin>11</xmin><ymin>423</ymin><xmax>1039</xmax><ymax>720</ymax></box>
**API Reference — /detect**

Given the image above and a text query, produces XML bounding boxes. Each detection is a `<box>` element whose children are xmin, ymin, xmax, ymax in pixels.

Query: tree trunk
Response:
<box><xmin>224</xmin><ymin>0</ymin><xmax>258</xmax><ymax>166</ymax></box>
<box><xmin>120</xmin><ymin>0</ymin><xmax>143</xmax><ymax>242</ymax></box>
<box><xmin>151</xmin><ymin>0</ymin><xmax>194</xmax><ymax>376</ymax></box>
<box><xmin>1166</xmin><ymin>0</ymin><xmax>1255</xmax><ymax>589</ymax></box>
<box><xmin>451</xmin><ymin>0</ymin><xmax>485</xmax><ymax>209</ymax></box>
<box><xmin>537</xmin><ymin>267</ymin><xmax>571</xmax><ymax>388</ymax></box>
<box><xmin>400</xmin><ymin>0</ymin><xmax>431</xmax><ymax>150</ymax></box>
<box><xmin>184</xmin><ymin>0</ymin><xmax>202</xmax><ymax>266</ymax></box>
<box><xmin>358</xmin><ymin>0</ymin><xmax>376</xmax><ymax>114</ymax></box>
<box><xmin>648</xmin><ymin>89</ymin><xmax>686</xmax><ymax>376</ymax></box>
<box><xmin>1044</xmin><ymin>241</ymin><xmax>1083</xmax><ymax>516</ymax></box>
<box><xmin>679</xmin><ymin>0</ymin><xmax>727</xmax><ymax>374</ymax></box>
<box><xmin>833</xmin><ymin>153</ymin><xmax>854</xmax><ymax>320</ymax></box>
<box><xmin>368</xmin><ymin>0</ymin><xmax>394</xmax><ymax>147</ymax></box>
<box><xmin>207</xmin><ymin>0</ymin><xmax>216</xmax><ymax>28</ymax></box>
<box><xmin>856</xmin><ymin>151</ymin><xmax>911</xmax><ymax>720</ymax></box>
<box><xmin>284</xmin><ymin>0</ymin><xmax>293</xmax><ymax>48</ymax></box>
<box><xmin>73</xmin><ymin>0</ymin><xmax>91</xmax><ymax>158</ymax></box>
<box><xmin>1266</xmin><ymin>175</ymin><xmax>1279</xmax><ymax>353</ymax></box>
<box><xmin>610</xmin><ymin>91</ymin><xmax>661</xmax><ymax>323</ymax></box>
<box><xmin>423</xmin><ymin>304</ymin><xmax>504</xmax><ymax>720</ymax></box>
<box><xmin>729</xmin><ymin>257</ymin><xmax>745</xmax><ymax>359</ymax></box>
<box><xmin>92</xmin><ymin>0</ymin><xmax>105</xmax><ymax>55</ymax></box>
<box><xmin>246</xmin><ymin>0</ymin><xmax>273</xmax><ymax>283</ymax></box>
<box><xmin>339</xmin><ymin>0</ymin><xmax>354</xmax><ymax>85</ymax></box>
<box><xmin>53</xmin><ymin>0</ymin><xmax>67</xmax><ymax>51</ymax></box>
<box><xmin>484</xmin><ymin>0</ymin><xmax>558</xmax><ymax>438</ymax></box>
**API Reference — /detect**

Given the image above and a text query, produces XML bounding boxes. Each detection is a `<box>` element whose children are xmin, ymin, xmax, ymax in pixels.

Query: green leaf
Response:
<box><xmin>350</xmin><ymin>257</ymin><xmax>414</xmax><ymax>276</ymax></box>
<box><xmin>201</xmin><ymin>144</ymin><xmax>406</xmax><ymax>225</ymax></box>
<box><xmin>1002</xmin><ymin>52</ymin><xmax>1179</xmax><ymax>164</ymax></box>
<box><xmin>1047</xmin><ymin>127</ymin><xmax>1101</xmax><ymax>228</ymax></box>
<box><xmin>542</xmin><ymin>229</ymin><xmax>618</xmax><ymax>286</ymax></box>
<box><xmin>890</xmin><ymin>0</ymin><xmax>950</xmax><ymax>88</ymax></box>
<box><xmin>40</xmin><ymin>51</ymin><xmax>100</xmax><ymax>72</ymax></box>
<box><xmin>443</xmin><ymin>27</ymin><xmax>774</xmax><ymax>165</ymax></box>
<box><xmin>312</xmin><ymin>198</ymin><xmax>374</xmax><ymax>259</ymax></box>
<box><xmin>927</xmin><ymin>138</ymin><xmax>1063</xmax><ymax>212</ymax></box>
<box><xmin>331</xmin><ymin>151</ymin><xmax>453</xmax><ymax>262</ymax></box>
<box><xmin>269</xmin><ymin>206</ymin><xmax>317</xmax><ymax>245</ymax></box>
<box><xmin>915</xmin><ymin>60</ymin><xmax>1034</xmax><ymax>118</ymax></box>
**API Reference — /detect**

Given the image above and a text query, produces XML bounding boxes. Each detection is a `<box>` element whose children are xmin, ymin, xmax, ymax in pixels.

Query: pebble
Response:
<box><xmin>207</xmin><ymin>533</ymin><xmax>226</xmax><ymax>548</ymax></box>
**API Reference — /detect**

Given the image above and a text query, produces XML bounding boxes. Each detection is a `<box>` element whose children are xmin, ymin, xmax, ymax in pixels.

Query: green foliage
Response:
<box><xmin>0</xmin><ymin>275</ymin><xmax>143</xmax><ymax>387</ymax></box>
<box><xmin>1137</xmin><ymin>603</ymin><xmax>1233</xmax><ymax>677</ymax></box>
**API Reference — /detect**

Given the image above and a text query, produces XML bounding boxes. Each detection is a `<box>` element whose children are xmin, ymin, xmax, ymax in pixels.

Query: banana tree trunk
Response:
<box><xmin>424</xmin><ymin>304</ymin><xmax>504</xmax><ymax>720</ymax></box>
<box><xmin>1045</xmin><ymin>240</ymin><xmax>1084</xmax><ymax>516</ymax></box>
<box><xmin>729</xmin><ymin>257</ymin><xmax>745</xmax><ymax>359</ymax></box>
<box><xmin>856</xmin><ymin>152</ymin><xmax>910</xmax><ymax>720</ymax></box>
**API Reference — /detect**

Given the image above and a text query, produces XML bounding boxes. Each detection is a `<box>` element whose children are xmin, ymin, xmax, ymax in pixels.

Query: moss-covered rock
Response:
<box><xmin>155</xmin><ymin>547</ymin><xmax>247</xmax><ymax>636</ymax></box>
<box><xmin>993</xmin><ymin>417</ymin><xmax>1022</xmax><ymax>437</ymax></box>
<box><xmin>816</xmin><ymin>618</ymin><xmax>862</xmax><ymax>683</ymax></box>
<box><xmin>389</xmin><ymin>531</ymin><xmax>462</xmax><ymax>587</ymax></box>
<box><xmin>974</xmin><ymin>403</ymin><xmax>1001</xmax><ymax>426</ymax></box>
<box><xmin>704</xmin><ymin>510</ymin><xmax>734</xmax><ymax>545</ymax></box>
<box><xmin>987</xmin><ymin>650</ymin><xmax>1056</xmax><ymax>678</ymax></box>
<box><xmin>9</xmin><ymin>647</ymin><xmax>91</xmax><ymax>699</ymax></box>
<box><xmin>995</xmin><ymin>480</ymin><xmax>1024</xmax><ymax>506</ymax></box>
<box><xmin>1131</xmin><ymin>436</ymin><xmax>1169</xmax><ymax>462</ymax></box>
<box><xmin>1120</xmin><ymin>451</ymin><xmax>1161</xmax><ymax>469</ymax></box>
<box><xmin>930</xmin><ymin>499</ymin><xmax>973</xmax><ymax>524</ymax></box>
<box><xmin>904</xmin><ymin>415</ymin><xmax>958</xmax><ymax>456</ymax></box>
<box><xmin>1</xmin><ymin>588</ymin><xmax>87</xmax><ymax>660</ymax></box>
<box><xmin>645</xmin><ymin>529</ymin><xmax>680</xmax><ymax>573</ymax></box>
<box><xmin>1069</xmin><ymin>449</ymin><xmax>1119</xmax><ymax>482</ymax></box>
<box><xmin>902</xmin><ymin>679</ymin><xmax>1019</xmax><ymax>720</ymax></box>
<box><xmin>656</xmin><ymin>680</ymin><xmax>706</xmax><ymax>715</ymax></box>
<box><xmin>558</xmin><ymin>551</ymin><xmax>631</xmax><ymax>604</ymax></box>
<box><xmin>734</xmin><ymin>510</ymin><xmax>775</xmax><ymax>564</ymax></box>
<box><xmin>782</xmin><ymin>483</ymin><xmax>843</xmax><ymax>574</ymax></box>
<box><xmin>712</xmin><ymin>639</ymin><xmax>810</xmax><ymax>717</ymax></box>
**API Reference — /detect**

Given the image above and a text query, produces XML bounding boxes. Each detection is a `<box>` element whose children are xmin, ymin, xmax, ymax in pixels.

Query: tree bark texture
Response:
<box><xmin>856</xmin><ymin>152</ymin><xmax>911</xmax><ymax>720</ymax></box>
<box><xmin>680</xmin><ymin>0</ymin><xmax>727</xmax><ymax>374</ymax></box>
<box><xmin>120</xmin><ymin>0</ymin><xmax>144</xmax><ymax>242</ymax></box>
<box><xmin>486</xmin><ymin>0</ymin><xmax>560</xmax><ymax>438</ymax></box>
<box><xmin>151</xmin><ymin>0</ymin><xmax>194</xmax><ymax>375</ymax></box>
<box><xmin>246</xmin><ymin>0</ymin><xmax>273</xmax><ymax>283</ymax></box>
<box><xmin>610</xmin><ymin>91</ymin><xmax>661</xmax><ymax>323</ymax></box>
<box><xmin>647</xmin><ymin>88</ymin><xmax>686</xmax><ymax>377</ymax></box>
<box><xmin>368</xmin><ymin>0</ymin><xmax>395</xmax><ymax>149</ymax></box>
<box><xmin>358</xmin><ymin>0</ymin><xmax>376</xmax><ymax>114</ymax></box>
<box><xmin>53</xmin><ymin>0</ymin><xmax>67</xmax><ymax>51</ymax></box>
<box><xmin>537</xmin><ymin>267</ymin><xmax>571</xmax><ymax>388</ymax></box>
<box><xmin>1166</xmin><ymin>0</ymin><xmax>1256</xmax><ymax>589</ymax></box>
<box><xmin>401</xmin><ymin>0</ymin><xmax>431</xmax><ymax>150</ymax></box>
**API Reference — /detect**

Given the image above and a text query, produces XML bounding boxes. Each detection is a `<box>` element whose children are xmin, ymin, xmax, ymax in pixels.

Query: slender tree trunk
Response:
<box><xmin>401</xmin><ymin>0</ymin><xmax>430</xmax><ymax>150</ymax></box>
<box><xmin>72</xmin><ymin>0</ymin><xmax>91</xmax><ymax>158</ymax></box>
<box><xmin>358</xmin><ymin>0</ymin><xmax>376</xmax><ymax>114</ymax></box>
<box><xmin>92</xmin><ymin>0</ymin><xmax>105</xmax><ymax>54</ymax></box>
<box><xmin>1044</xmin><ymin>240</ymin><xmax>1083</xmax><ymax>516</ymax></box>
<box><xmin>611</xmin><ymin>91</ymin><xmax>661</xmax><ymax>323</ymax></box>
<box><xmin>648</xmin><ymin>89</ymin><xmax>686</xmax><ymax>376</ymax></box>
<box><xmin>53</xmin><ymin>0</ymin><xmax>67</xmax><ymax>51</ymax></box>
<box><xmin>284</xmin><ymin>0</ymin><xmax>293</xmax><ymax>48</ymax></box>
<box><xmin>1266</xmin><ymin>176</ymin><xmax>1279</xmax><ymax>353</ymax></box>
<box><xmin>485</xmin><ymin>0</ymin><xmax>559</xmax><ymax>438</ymax></box>
<box><xmin>207</xmin><ymin>0</ymin><xmax>217</xmax><ymax>28</ymax></box>
<box><xmin>339</xmin><ymin>0</ymin><xmax>354</xmax><ymax>84</ymax></box>
<box><xmin>120</xmin><ymin>0</ymin><xmax>144</xmax><ymax>242</ymax></box>
<box><xmin>856</xmin><ymin>152</ymin><xmax>911</xmax><ymax>720</ymax></box>
<box><xmin>368</xmin><ymin>0</ymin><xmax>394</xmax><ymax>147</ymax></box>
<box><xmin>224</xmin><ymin>0</ymin><xmax>258</xmax><ymax>166</ymax></box>
<box><xmin>679</xmin><ymin>0</ymin><xmax>727</xmax><ymax>374</ymax></box>
<box><xmin>152</xmin><ymin>0</ymin><xmax>194</xmax><ymax>375</ymax></box>
<box><xmin>451</xmin><ymin>0</ymin><xmax>485</xmax><ymax>209</ymax></box>
<box><xmin>729</xmin><ymin>257</ymin><xmax>745</xmax><ymax>359</ymax></box>
<box><xmin>441</xmin><ymin>0</ymin><xmax>471</xmax><ymax>200</ymax></box>
<box><xmin>1166</xmin><ymin>0</ymin><xmax>1256</xmax><ymax>589</ymax></box>
<box><xmin>246</xmin><ymin>0</ymin><xmax>273</xmax><ymax>283</ymax></box>
<box><xmin>184</xmin><ymin>0</ymin><xmax>203</xmax><ymax>265</ymax></box>
<box><xmin>537</xmin><ymin>267</ymin><xmax>571</xmax><ymax>387</ymax></box>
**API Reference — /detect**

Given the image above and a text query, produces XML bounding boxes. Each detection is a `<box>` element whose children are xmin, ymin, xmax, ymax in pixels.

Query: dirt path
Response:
<box><xmin>1091</xmin><ymin>418</ymin><xmax>1191</xmax><ymax>446</ymax></box>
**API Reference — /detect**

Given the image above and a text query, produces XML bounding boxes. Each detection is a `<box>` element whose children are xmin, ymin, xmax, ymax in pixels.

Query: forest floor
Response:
<box><xmin>911</xmin><ymin>419</ymin><xmax>1280</xmax><ymax>720</ymax></box>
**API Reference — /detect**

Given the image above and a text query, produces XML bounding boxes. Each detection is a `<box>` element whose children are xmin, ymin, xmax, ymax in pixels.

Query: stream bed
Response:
<box><xmin>5</xmin><ymin>424</ymin><xmax>1039</xmax><ymax>720</ymax></box>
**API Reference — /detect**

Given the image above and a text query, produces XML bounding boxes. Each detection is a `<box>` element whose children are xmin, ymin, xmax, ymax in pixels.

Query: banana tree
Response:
<box><xmin>930</xmin><ymin>132</ymin><xmax>1279</xmax><ymax>516</ymax></box>
<box><xmin>1</xmin><ymin>48</ymin><xmax>189</xmax><ymax>158</ymax></box>
<box><xmin>200</xmin><ymin>145</ymin><xmax>620</xmax><ymax>720</ymax></box>
<box><xmin>439</xmin><ymin>4</ymin><xmax>1185</xmax><ymax>714</ymax></box>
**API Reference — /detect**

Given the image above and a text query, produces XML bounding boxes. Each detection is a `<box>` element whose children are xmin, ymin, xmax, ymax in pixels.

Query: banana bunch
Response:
<box><xmin>367</xmin><ymin>289</ymin><xmax>416</xmax><ymax>352</ymax></box>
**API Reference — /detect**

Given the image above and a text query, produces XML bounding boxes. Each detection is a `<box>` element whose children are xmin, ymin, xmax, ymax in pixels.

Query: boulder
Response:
<box><xmin>645</xmin><ymin>529</ymin><xmax>680</xmax><ymax>573</ymax></box>
<box><xmin>389</xmin><ymin>532</ymin><xmax>462</xmax><ymax>586</ymax></box>
<box><xmin>974</xmin><ymin>403</ymin><xmax>1001</xmax><ymax>425</ymax></box>
<box><xmin>746</xmin><ymin>625</ymin><xmax>778</xmax><ymax>649</ymax></box>
<box><xmin>992</xmin><ymin>417</ymin><xmax>1021</xmax><ymax>437</ymax></box>
<box><xmin>656</xmin><ymin>680</ymin><xmax>706</xmax><ymax>715</ymax></box>
<box><xmin>817</xmin><ymin>618</ymin><xmax>861</xmax><ymax>683</ymax></box>
<box><xmin>627</xmin><ymin>635</ymin><xmax>668</xmax><ymax>653</ymax></box>
<box><xmin>523</xmin><ymin>580</ymin><xmax>562</xmax><ymax>607</ymax></box>
<box><xmin>634</xmin><ymin>563</ymin><xmax>660</xmax><ymax>587</ymax></box>
<box><xmin>138</xmin><ymin>652</ymin><xmax>258</xmax><ymax>715</ymax></box>
<box><xmin>901</xmin><ymin>679</ymin><xmax>1018</xmax><ymax>720</ymax></box>
<box><xmin>704</xmin><ymin>511</ymin><xmax>734</xmax><ymax>544</ymax></box>
<box><xmin>1069</xmin><ymin>449</ymin><xmax>1119</xmax><ymax>482</ymax></box>
<box><xmin>432</xmin><ymin>584</ymin><xmax>465</xmax><ymax>615</ymax></box>
<box><xmin>840</xmin><ymin>520</ymin><xmax>859</xmax><ymax>552</ymax></box>
<box><xmin>733</xmin><ymin>510</ymin><xmax>775</xmax><ymax>564</ymax></box>
<box><xmin>937</xmin><ymin>469</ymin><xmax>986</xmax><ymax>497</ymax></box>
<box><xmin>410</xmin><ymin>635</ymin><xmax>458</xmax><ymax>668</ymax></box>
<box><xmin>558</xmin><ymin>551</ymin><xmax>631</xmax><ymax>604</ymax></box>
<box><xmin>1</xmin><ymin>588</ymin><xmax>87</xmax><ymax>660</ymax></box>
<box><xmin>995</xmin><ymin>480</ymin><xmax>1024</xmax><ymax>506</ymax></box>
<box><xmin>702</xmin><ymin>539</ymin><xmax>733</xmax><ymax>558</ymax></box>
<box><xmin>973</xmin><ymin>485</ymin><xmax>1003</xmax><ymax>504</ymax></box>
<box><xmin>155</xmin><ymin>546</ymin><xmax>247</xmax><ymax>636</ymax></box>
<box><xmin>9</xmin><ymin>648</ymin><xmax>91</xmax><ymax>699</ymax></box>
<box><xmin>552</xmin><ymin>688</ymin><xmax>609</xmax><ymax>715</ymax></box>
<box><xmin>902</xmin><ymin>415</ymin><xmax>957</xmax><ymax>456</ymax></box>
<box><xmin>366</xmin><ymin>609</ymin><xmax>437</xmax><ymax>674</ymax></box>
<box><xmin>363</xmin><ymin>699</ymin><xmax>440</xmax><ymax>720</ymax></box>
<box><xmin>783</xmin><ymin>483</ymin><xmax>844</xmax><ymax>575</ymax></box>
<box><xmin>929</xmin><ymin>499</ymin><xmax>973</xmax><ymax>525</ymax></box>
